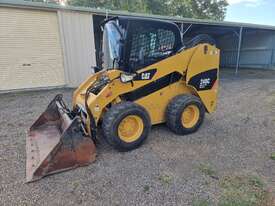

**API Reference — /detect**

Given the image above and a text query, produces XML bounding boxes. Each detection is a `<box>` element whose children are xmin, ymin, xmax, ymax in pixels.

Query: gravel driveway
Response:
<box><xmin>0</xmin><ymin>69</ymin><xmax>275</xmax><ymax>205</ymax></box>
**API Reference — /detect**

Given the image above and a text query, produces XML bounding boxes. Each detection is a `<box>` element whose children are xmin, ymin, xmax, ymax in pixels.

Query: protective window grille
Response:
<box><xmin>129</xmin><ymin>27</ymin><xmax>176</xmax><ymax>70</ymax></box>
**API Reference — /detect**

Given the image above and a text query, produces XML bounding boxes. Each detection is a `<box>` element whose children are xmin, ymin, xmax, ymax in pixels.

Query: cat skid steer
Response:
<box><xmin>26</xmin><ymin>16</ymin><xmax>220</xmax><ymax>182</ymax></box>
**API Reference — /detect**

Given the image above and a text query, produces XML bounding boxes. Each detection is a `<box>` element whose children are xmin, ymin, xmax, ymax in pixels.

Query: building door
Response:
<box><xmin>0</xmin><ymin>7</ymin><xmax>65</xmax><ymax>91</ymax></box>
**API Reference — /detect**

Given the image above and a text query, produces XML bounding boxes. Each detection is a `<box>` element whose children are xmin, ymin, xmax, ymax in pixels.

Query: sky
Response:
<box><xmin>225</xmin><ymin>0</ymin><xmax>275</xmax><ymax>26</ymax></box>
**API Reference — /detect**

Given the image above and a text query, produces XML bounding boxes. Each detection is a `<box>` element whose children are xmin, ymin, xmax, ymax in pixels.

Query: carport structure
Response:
<box><xmin>93</xmin><ymin>14</ymin><xmax>275</xmax><ymax>74</ymax></box>
<box><xmin>179</xmin><ymin>23</ymin><xmax>275</xmax><ymax>73</ymax></box>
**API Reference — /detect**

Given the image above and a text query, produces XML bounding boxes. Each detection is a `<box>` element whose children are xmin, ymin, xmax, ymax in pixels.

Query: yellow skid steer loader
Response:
<box><xmin>26</xmin><ymin>16</ymin><xmax>220</xmax><ymax>182</ymax></box>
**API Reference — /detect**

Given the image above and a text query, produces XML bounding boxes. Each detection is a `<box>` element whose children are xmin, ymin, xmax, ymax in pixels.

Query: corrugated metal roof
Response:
<box><xmin>1</xmin><ymin>0</ymin><xmax>275</xmax><ymax>30</ymax></box>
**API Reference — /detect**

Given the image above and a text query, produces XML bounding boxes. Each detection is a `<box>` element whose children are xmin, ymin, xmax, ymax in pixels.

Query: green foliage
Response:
<box><xmin>66</xmin><ymin>0</ymin><xmax>228</xmax><ymax>21</ymax></box>
<box><xmin>168</xmin><ymin>0</ymin><xmax>228</xmax><ymax>20</ymax></box>
<box><xmin>271</xmin><ymin>152</ymin><xmax>275</xmax><ymax>160</ymax></box>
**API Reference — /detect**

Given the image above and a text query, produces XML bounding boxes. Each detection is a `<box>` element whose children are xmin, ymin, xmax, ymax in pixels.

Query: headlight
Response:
<box><xmin>120</xmin><ymin>73</ymin><xmax>136</xmax><ymax>83</ymax></box>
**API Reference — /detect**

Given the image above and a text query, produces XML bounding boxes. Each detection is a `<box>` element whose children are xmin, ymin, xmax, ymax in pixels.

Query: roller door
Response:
<box><xmin>0</xmin><ymin>7</ymin><xmax>65</xmax><ymax>91</ymax></box>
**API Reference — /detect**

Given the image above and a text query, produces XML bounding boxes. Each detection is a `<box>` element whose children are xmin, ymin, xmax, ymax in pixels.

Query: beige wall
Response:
<box><xmin>0</xmin><ymin>7</ymin><xmax>65</xmax><ymax>91</ymax></box>
<box><xmin>58</xmin><ymin>11</ymin><xmax>96</xmax><ymax>88</ymax></box>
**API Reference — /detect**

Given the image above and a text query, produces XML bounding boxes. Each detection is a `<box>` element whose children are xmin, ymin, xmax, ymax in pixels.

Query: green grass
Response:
<box><xmin>72</xmin><ymin>181</ymin><xmax>80</xmax><ymax>189</ymax></box>
<box><xmin>218</xmin><ymin>175</ymin><xmax>268</xmax><ymax>206</ymax></box>
<box><xmin>270</xmin><ymin>152</ymin><xmax>275</xmax><ymax>160</ymax></box>
<box><xmin>143</xmin><ymin>185</ymin><xmax>150</xmax><ymax>192</ymax></box>
<box><xmin>158</xmin><ymin>174</ymin><xmax>173</xmax><ymax>185</ymax></box>
<box><xmin>198</xmin><ymin>163</ymin><xmax>218</xmax><ymax>179</ymax></box>
<box><xmin>192</xmin><ymin>199</ymin><xmax>211</xmax><ymax>206</ymax></box>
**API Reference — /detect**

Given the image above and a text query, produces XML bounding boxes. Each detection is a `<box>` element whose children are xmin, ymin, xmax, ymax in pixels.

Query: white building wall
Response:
<box><xmin>58</xmin><ymin>11</ymin><xmax>96</xmax><ymax>87</ymax></box>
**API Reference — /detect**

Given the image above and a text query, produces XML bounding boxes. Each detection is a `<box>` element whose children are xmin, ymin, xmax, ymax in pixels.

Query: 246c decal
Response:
<box><xmin>188</xmin><ymin>69</ymin><xmax>218</xmax><ymax>91</ymax></box>
<box><xmin>199</xmin><ymin>78</ymin><xmax>211</xmax><ymax>89</ymax></box>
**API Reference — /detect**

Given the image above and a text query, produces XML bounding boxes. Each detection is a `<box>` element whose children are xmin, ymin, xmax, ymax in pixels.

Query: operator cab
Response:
<box><xmin>101</xmin><ymin>16</ymin><xmax>182</xmax><ymax>73</ymax></box>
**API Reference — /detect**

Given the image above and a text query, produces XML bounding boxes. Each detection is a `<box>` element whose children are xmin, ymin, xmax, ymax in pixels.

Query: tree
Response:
<box><xmin>68</xmin><ymin>0</ymin><xmax>229</xmax><ymax>21</ymax></box>
<box><xmin>190</xmin><ymin>0</ymin><xmax>228</xmax><ymax>20</ymax></box>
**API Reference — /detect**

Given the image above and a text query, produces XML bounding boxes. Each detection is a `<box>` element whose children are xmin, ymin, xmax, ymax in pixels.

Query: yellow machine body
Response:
<box><xmin>73</xmin><ymin>44</ymin><xmax>219</xmax><ymax>135</ymax></box>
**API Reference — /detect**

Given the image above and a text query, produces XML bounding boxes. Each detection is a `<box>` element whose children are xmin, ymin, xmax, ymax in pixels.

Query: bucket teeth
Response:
<box><xmin>26</xmin><ymin>95</ymin><xmax>96</xmax><ymax>182</ymax></box>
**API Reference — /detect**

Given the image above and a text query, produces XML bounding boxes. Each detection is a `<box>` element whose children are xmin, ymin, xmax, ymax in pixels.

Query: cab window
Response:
<box><xmin>128</xmin><ymin>24</ymin><xmax>177</xmax><ymax>71</ymax></box>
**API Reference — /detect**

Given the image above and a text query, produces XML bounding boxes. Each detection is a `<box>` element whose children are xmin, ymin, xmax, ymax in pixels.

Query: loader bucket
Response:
<box><xmin>26</xmin><ymin>95</ymin><xmax>96</xmax><ymax>182</ymax></box>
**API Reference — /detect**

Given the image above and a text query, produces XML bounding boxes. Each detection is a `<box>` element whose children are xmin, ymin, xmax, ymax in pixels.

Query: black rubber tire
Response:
<box><xmin>185</xmin><ymin>34</ymin><xmax>216</xmax><ymax>49</ymax></box>
<box><xmin>102</xmin><ymin>102</ymin><xmax>151</xmax><ymax>151</ymax></box>
<box><xmin>166</xmin><ymin>94</ymin><xmax>205</xmax><ymax>135</ymax></box>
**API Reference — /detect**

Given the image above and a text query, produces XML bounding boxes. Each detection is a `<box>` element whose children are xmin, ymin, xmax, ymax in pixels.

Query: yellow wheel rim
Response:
<box><xmin>181</xmin><ymin>105</ymin><xmax>200</xmax><ymax>128</ymax></box>
<box><xmin>118</xmin><ymin>115</ymin><xmax>144</xmax><ymax>143</ymax></box>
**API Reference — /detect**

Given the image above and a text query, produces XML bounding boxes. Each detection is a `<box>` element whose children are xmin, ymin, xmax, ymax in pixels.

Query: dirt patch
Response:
<box><xmin>0</xmin><ymin>69</ymin><xmax>275</xmax><ymax>205</ymax></box>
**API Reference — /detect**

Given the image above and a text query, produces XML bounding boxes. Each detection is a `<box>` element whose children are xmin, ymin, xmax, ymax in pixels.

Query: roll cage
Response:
<box><xmin>100</xmin><ymin>16</ymin><xmax>183</xmax><ymax>73</ymax></box>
